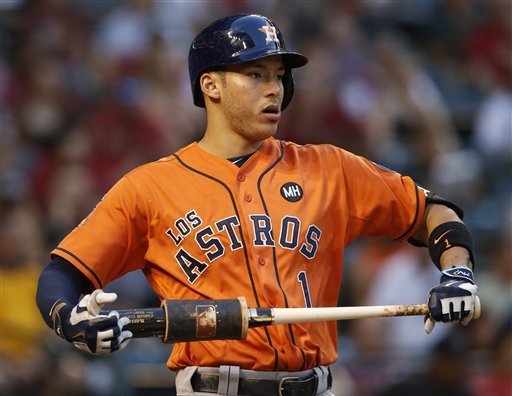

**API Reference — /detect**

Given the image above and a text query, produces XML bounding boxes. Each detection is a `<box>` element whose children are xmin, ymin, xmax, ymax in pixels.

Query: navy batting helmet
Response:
<box><xmin>188</xmin><ymin>14</ymin><xmax>308</xmax><ymax>110</ymax></box>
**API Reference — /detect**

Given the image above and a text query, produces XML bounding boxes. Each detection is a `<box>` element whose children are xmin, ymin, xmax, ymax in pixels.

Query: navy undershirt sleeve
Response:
<box><xmin>36</xmin><ymin>256</ymin><xmax>93</xmax><ymax>329</ymax></box>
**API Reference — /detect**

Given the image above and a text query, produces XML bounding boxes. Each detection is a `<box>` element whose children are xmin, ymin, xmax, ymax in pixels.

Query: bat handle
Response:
<box><xmin>101</xmin><ymin>308</ymin><xmax>166</xmax><ymax>338</ymax></box>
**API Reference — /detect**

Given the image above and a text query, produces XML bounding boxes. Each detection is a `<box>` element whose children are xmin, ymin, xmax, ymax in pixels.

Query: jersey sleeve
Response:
<box><xmin>336</xmin><ymin>149</ymin><xmax>427</xmax><ymax>246</ymax></box>
<box><xmin>50</xmin><ymin>175</ymin><xmax>149</xmax><ymax>289</ymax></box>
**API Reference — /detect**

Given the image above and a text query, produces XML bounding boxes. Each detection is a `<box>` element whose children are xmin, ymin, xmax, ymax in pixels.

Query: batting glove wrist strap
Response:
<box><xmin>428</xmin><ymin>222</ymin><xmax>475</xmax><ymax>270</ymax></box>
<box><xmin>52</xmin><ymin>302</ymin><xmax>73</xmax><ymax>340</ymax></box>
<box><xmin>440</xmin><ymin>266</ymin><xmax>475</xmax><ymax>284</ymax></box>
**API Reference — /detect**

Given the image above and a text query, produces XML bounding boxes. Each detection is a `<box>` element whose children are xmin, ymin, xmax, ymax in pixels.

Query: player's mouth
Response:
<box><xmin>262</xmin><ymin>104</ymin><xmax>281</xmax><ymax>122</ymax></box>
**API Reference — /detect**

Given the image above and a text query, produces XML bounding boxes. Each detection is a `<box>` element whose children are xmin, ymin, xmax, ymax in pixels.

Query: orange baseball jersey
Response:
<box><xmin>52</xmin><ymin>137</ymin><xmax>427</xmax><ymax>372</ymax></box>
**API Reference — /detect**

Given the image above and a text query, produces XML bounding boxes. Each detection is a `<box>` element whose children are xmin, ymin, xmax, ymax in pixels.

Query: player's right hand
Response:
<box><xmin>54</xmin><ymin>289</ymin><xmax>132</xmax><ymax>354</ymax></box>
<box><xmin>424</xmin><ymin>266</ymin><xmax>479</xmax><ymax>334</ymax></box>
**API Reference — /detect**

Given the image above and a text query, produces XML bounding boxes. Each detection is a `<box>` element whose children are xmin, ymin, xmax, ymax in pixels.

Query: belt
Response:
<box><xmin>191</xmin><ymin>369</ymin><xmax>331</xmax><ymax>396</ymax></box>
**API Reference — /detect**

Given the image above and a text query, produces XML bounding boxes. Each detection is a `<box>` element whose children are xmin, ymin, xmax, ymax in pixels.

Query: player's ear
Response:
<box><xmin>200</xmin><ymin>72</ymin><xmax>222</xmax><ymax>104</ymax></box>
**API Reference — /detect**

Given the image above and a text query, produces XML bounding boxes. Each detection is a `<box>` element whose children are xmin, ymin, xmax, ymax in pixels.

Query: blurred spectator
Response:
<box><xmin>340</xmin><ymin>239</ymin><xmax>403</xmax><ymax>308</ymax></box>
<box><xmin>81</xmin><ymin>72</ymin><xmax>166</xmax><ymax>193</ymax></box>
<box><xmin>342</xmin><ymin>244</ymin><xmax>450</xmax><ymax>395</ymax></box>
<box><xmin>466</xmin><ymin>1</ymin><xmax>512</xmax><ymax>92</ymax></box>
<box><xmin>341</xmin><ymin>317</ymin><xmax>395</xmax><ymax>396</ymax></box>
<box><xmin>377</xmin><ymin>329</ymin><xmax>475</xmax><ymax>396</ymax></box>
<box><xmin>465</xmin><ymin>1</ymin><xmax>512</xmax><ymax>251</ymax></box>
<box><xmin>473</xmin><ymin>89</ymin><xmax>512</xmax><ymax>161</ymax></box>
<box><xmin>44</xmin><ymin>127</ymin><xmax>98</xmax><ymax>243</ymax></box>
<box><xmin>137</xmin><ymin>34</ymin><xmax>205</xmax><ymax>151</ymax></box>
<box><xmin>0</xmin><ymin>200</ymin><xmax>49</xmax><ymax>395</ymax></box>
<box><xmin>15</xmin><ymin>56</ymin><xmax>75</xmax><ymax>147</ymax></box>
<box><xmin>361</xmin><ymin>32</ymin><xmax>459</xmax><ymax>178</ymax></box>
<box><xmin>476</xmin><ymin>232</ymin><xmax>512</xmax><ymax>327</ymax></box>
<box><xmin>93</xmin><ymin>0</ymin><xmax>157</xmax><ymax>62</ymax></box>
<box><xmin>427</xmin><ymin>148</ymin><xmax>484</xmax><ymax>211</ymax></box>
<box><xmin>469</xmin><ymin>1</ymin><xmax>512</xmax><ymax>202</ymax></box>
<box><xmin>471</xmin><ymin>316</ymin><xmax>512</xmax><ymax>396</ymax></box>
<box><xmin>365</xmin><ymin>246</ymin><xmax>450</xmax><ymax>366</ymax></box>
<box><xmin>153</xmin><ymin>0</ymin><xmax>221</xmax><ymax>56</ymax></box>
<box><xmin>280</xmin><ymin>12</ymin><xmax>368</xmax><ymax>155</ymax></box>
<box><xmin>467</xmin><ymin>0</ymin><xmax>511</xmax><ymax>212</ymax></box>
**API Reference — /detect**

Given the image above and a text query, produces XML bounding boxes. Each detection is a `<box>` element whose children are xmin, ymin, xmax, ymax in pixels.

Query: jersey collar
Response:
<box><xmin>174</xmin><ymin>138</ymin><xmax>283</xmax><ymax>179</ymax></box>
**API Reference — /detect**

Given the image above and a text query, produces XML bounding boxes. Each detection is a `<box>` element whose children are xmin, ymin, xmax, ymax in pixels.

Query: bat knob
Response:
<box><xmin>473</xmin><ymin>295</ymin><xmax>481</xmax><ymax>320</ymax></box>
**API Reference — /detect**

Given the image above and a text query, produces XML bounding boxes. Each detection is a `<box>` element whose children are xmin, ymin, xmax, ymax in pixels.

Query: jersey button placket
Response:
<box><xmin>258</xmin><ymin>257</ymin><xmax>266</xmax><ymax>266</ymax></box>
<box><xmin>237</xmin><ymin>172</ymin><xmax>252</xmax><ymax>203</ymax></box>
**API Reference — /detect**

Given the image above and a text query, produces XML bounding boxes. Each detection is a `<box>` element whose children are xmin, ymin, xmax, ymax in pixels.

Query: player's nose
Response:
<box><xmin>264</xmin><ymin>77</ymin><xmax>283</xmax><ymax>100</ymax></box>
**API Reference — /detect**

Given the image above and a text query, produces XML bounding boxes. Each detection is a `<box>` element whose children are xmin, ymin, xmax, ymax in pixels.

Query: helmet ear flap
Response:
<box><xmin>281</xmin><ymin>70</ymin><xmax>295</xmax><ymax>111</ymax></box>
<box><xmin>194</xmin><ymin>81</ymin><xmax>205</xmax><ymax>108</ymax></box>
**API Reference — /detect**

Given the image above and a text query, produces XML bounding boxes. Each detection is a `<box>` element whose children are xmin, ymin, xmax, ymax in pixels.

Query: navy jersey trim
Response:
<box><xmin>395</xmin><ymin>183</ymin><xmax>421</xmax><ymax>241</ymax></box>
<box><xmin>53</xmin><ymin>247</ymin><xmax>103</xmax><ymax>288</ymax></box>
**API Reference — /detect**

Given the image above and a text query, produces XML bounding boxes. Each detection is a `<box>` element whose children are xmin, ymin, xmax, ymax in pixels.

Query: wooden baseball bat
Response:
<box><xmin>250</xmin><ymin>296</ymin><xmax>482</xmax><ymax>326</ymax></box>
<box><xmin>108</xmin><ymin>296</ymin><xmax>480</xmax><ymax>343</ymax></box>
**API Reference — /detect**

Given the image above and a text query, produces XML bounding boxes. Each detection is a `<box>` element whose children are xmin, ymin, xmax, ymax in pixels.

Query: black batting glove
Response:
<box><xmin>53</xmin><ymin>289</ymin><xmax>132</xmax><ymax>354</ymax></box>
<box><xmin>425</xmin><ymin>266</ymin><xmax>479</xmax><ymax>334</ymax></box>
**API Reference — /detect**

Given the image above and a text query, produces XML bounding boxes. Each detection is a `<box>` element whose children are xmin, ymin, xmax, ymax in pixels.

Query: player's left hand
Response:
<box><xmin>424</xmin><ymin>266</ymin><xmax>479</xmax><ymax>334</ymax></box>
<box><xmin>54</xmin><ymin>289</ymin><xmax>133</xmax><ymax>354</ymax></box>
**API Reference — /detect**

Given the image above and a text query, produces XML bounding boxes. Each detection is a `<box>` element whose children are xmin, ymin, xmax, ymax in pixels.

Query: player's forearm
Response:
<box><xmin>426</xmin><ymin>204</ymin><xmax>472</xmax><ymax>269</ymax></box>
<box><xmin>415</xmin><ymin>204</ymin><xmax>473</xmax><ymax>270</ymax></box>
<box><xmin>413</xmin><ymin>204</ymin><xmax>460</xmax><ymax>243</ymax></box>
<box><xmin>437</xmin><ymin>246</ymin><xmax>471</xmax><ymax>269</ymax></box>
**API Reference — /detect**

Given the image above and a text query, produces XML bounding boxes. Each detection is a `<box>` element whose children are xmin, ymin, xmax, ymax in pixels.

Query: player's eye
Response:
<box><xmin>249</xmin><ymin>72</ymin><xmax>261</xmax><ymax>79</ymax></box>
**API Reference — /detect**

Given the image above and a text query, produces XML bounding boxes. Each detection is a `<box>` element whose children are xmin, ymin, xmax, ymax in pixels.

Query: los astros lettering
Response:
<box><xmin>165</xmin><ymin>210</ymin><xmax>322</xmax><ymax>283</ymax></box>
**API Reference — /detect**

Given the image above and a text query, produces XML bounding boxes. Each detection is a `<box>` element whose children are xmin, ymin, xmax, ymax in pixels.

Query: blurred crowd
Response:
<box><xmin>0</xmin><ymin>1</ymin><xmax>510</xmax><ymax>395</ymax></box>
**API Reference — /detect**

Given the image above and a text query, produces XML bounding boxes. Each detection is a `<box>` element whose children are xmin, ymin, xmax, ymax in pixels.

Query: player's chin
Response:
<box><xmin>256</xmin><ymin>120</ymin><xmax>279</xmax><ymax>139</ymax></box>
<box><xmin>254</xmin><ymin>126</ymin><xmax>278</xmax><ymax>141</ymax></box>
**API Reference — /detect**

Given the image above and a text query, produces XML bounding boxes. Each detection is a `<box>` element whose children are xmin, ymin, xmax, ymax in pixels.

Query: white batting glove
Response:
<box><xmin>54</xmin><ymin>289</ymin><xmax>133</xmax><ymax>354</ymax></box>
<box><xmin>424</xmin><ymin>266</ymin><xmax>479</xmax><ymax>334</ymax></box>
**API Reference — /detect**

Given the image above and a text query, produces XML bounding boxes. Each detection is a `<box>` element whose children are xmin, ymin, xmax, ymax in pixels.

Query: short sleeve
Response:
<box><xmin>51</xmin><ymin>175</ymin><xmax>149</xmax><ymax>289</ymax></box>
<box><xmin>339</xmin><ymin>151</ymin><xmax>427</xmax><ymax>246</ymax></box>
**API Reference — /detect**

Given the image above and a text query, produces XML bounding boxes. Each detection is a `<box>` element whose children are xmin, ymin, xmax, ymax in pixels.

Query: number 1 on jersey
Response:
<box><xmin>297</xmin><ymin>271</ymin><xmax>312</xmax><ymax>308</ymax></box>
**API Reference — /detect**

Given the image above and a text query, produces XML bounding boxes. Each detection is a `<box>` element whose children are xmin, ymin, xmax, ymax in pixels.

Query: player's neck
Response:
<box><xmin>198</xmin><ymin>128</ymin><xmax>264</xmax><ymax>159</ymax></box>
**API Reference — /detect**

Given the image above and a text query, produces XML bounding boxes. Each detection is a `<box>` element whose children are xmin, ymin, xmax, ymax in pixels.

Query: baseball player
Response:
<box><xmin>36</xmin><ymin>14</ymin><xmax>479</xmax><ymax>396</ymax></box>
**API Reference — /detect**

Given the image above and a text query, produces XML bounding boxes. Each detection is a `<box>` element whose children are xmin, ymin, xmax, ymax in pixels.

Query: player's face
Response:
<box><xmin>219</xmin><ymin>56</ymin><xmax>285</xmax><ymax>142</ymax></box>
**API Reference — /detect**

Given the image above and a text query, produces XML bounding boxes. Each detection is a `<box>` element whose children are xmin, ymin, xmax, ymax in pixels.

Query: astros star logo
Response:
<box><xmin>258</xmin><ymin>22</ymin><xmax>280</xmax><ymax>45</ymax></box>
